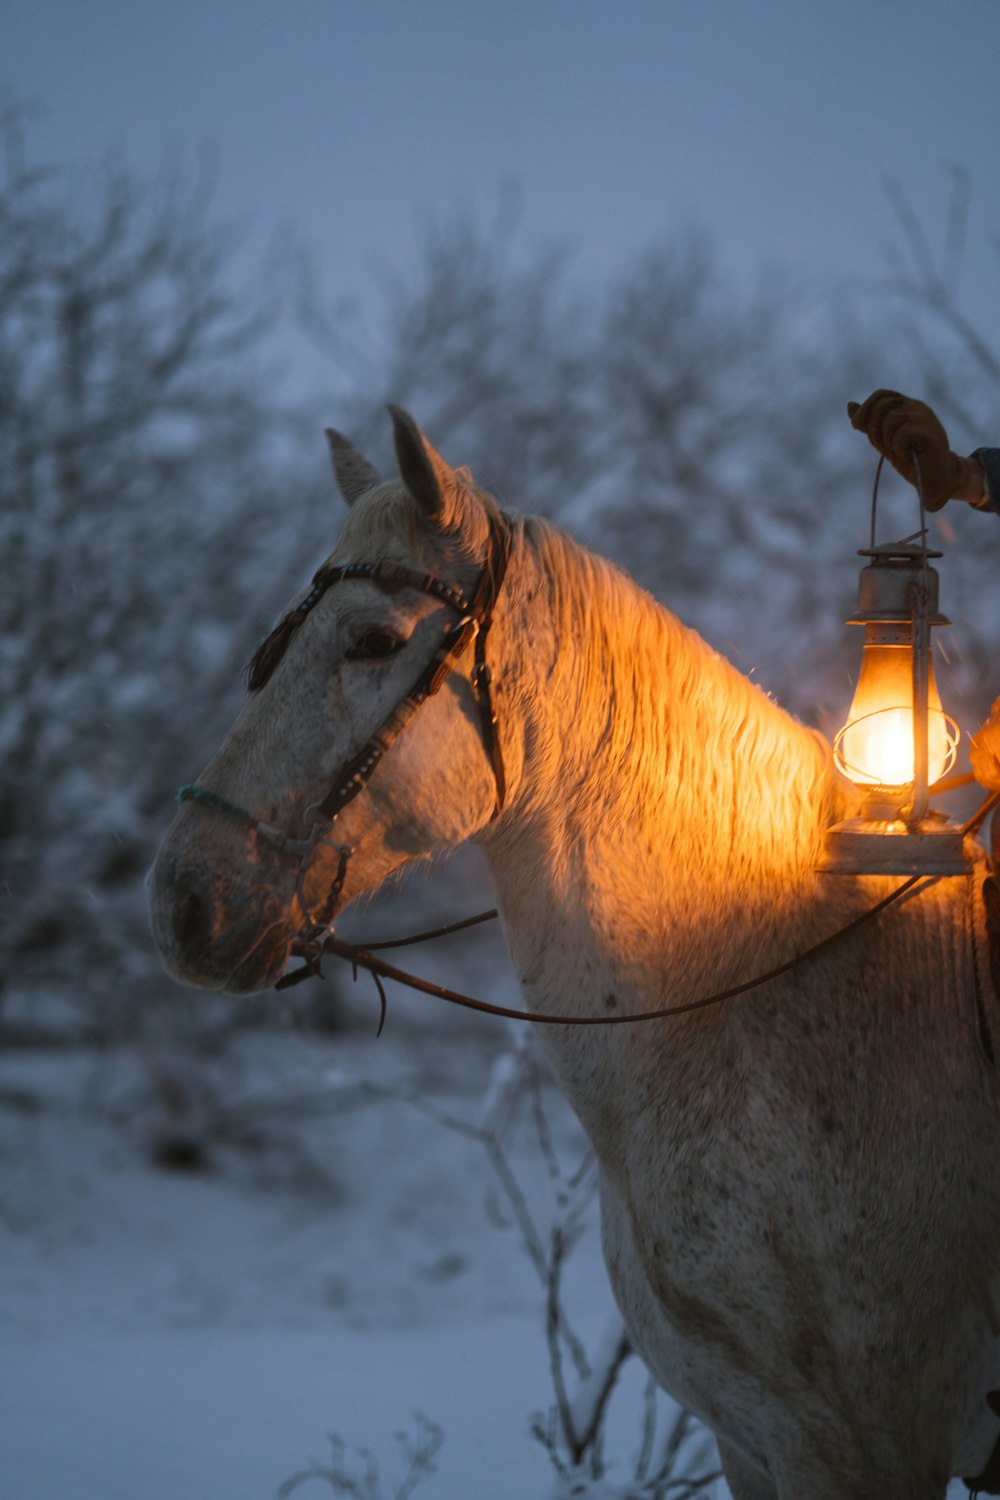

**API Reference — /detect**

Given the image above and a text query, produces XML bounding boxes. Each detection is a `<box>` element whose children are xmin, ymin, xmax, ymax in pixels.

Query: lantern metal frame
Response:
<box><xmin>819</xmin><ymin>455</ymin><xmax>969</xmax><ymax>877</ymax></box>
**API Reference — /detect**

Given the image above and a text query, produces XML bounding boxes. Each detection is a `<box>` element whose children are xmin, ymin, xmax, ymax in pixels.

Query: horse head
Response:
<box><xmin>148</xmin><ymin>408</ymin><xmax>518</xmax><ymax>993</ymax></box>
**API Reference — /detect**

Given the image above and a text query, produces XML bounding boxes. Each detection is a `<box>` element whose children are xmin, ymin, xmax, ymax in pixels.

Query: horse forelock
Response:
<box><xmin>245</xmin><ymin>479</ymin><xmax>504</xmax><ymax>693</ymax></box>
<box><xmin>333</xmin><ymin>478</ymin><xmax>497</xmax><ymax>570</ymax></box>
<box><xmin>335</xmin><ymin>483</ymin><xmax>426</xmax><ymax>563</ymax></box>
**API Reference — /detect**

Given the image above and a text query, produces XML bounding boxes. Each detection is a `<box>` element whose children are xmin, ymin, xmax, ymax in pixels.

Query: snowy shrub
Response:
<box><xmin>311</xmin><ymin>1037</ymin><xmax>723</xmax><ymax>1499</ymax></box>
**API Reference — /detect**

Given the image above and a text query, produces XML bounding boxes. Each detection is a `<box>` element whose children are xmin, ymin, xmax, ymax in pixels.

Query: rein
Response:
<box><xmin>279</xmin><ymin>791</ymin><xmax>1000</xmax><ymax>1029</ymax></box>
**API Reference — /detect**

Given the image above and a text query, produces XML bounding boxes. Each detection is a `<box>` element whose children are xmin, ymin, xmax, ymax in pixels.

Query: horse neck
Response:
<box><xmin>485</xmin><ymin>520</ymin><xmax>835</xmax><ymax>1010</ymax></box>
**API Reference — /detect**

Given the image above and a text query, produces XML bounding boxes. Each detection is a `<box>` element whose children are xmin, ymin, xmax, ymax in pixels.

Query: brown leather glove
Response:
<box><xmin>971</xmin><ymin>698</ymin><xmax>1000</xmax><ymax>792</ymax></box>
<box><xmin>846</xmin><ymin>389</ymin><xmax>978</xmax><ymax>511</ymax></box>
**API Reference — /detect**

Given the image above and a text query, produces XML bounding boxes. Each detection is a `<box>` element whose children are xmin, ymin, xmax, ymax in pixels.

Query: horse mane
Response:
<box><xmin>519</xmin><ymin>516</ymin><xmax>834</xmax><ymax>887</ymax></box>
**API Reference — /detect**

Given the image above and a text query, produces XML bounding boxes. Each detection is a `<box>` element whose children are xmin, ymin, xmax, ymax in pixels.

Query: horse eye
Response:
<box><xmin>346</xmin><ymin>628</ymin><xmax>405</xmax><ymax>661</ymax></box>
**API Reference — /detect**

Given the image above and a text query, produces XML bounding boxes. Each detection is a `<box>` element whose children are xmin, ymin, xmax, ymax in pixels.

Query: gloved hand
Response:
<box><xmin>846</xmin><ymin>389</ymin><xmax>980</xmax><ymax>511</ymax></box>
<box><xmin>971</xmin><ymin>698</ymin><xmax>1000</xmax><ymax>793</ymax></box>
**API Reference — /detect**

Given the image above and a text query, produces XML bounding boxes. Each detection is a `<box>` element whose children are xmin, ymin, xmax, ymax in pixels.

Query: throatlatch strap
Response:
<box><xmin>470</xmin><ymin>513</ymin><xmax>514</xmax><ymax>816</ymax></box>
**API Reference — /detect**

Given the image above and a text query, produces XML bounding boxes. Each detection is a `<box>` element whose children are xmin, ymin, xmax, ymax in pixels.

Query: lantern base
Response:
<box><xmin>819</xmin><ymin>817</ymin><xmax>969</xmax><ymax>876</ymax></box>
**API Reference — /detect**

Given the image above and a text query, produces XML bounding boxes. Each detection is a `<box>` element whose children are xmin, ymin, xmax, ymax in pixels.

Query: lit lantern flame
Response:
<box><xmin>835</xmin><ymin>639</ymin><xmax>956</xmax><ymax>788</ymax></box>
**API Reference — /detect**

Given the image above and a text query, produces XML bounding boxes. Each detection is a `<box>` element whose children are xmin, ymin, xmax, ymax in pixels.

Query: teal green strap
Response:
<box><xmin>176</xmin><ymin>784</ymin><xmax>257</xmax><ymax>828</ymax></box>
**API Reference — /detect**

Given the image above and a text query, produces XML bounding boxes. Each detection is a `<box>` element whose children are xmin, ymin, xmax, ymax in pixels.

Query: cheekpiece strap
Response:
<box><xmin>311</xmin><ymin>511</ymin><xmax>515</xmax><ymax>825</ymax></box>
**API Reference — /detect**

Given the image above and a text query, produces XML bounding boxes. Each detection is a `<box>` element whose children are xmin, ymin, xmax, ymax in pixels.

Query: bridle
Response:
<box><xmin>177</xmin><ymin>506</ymin><xmax>517</xmax><ymax>975</ymax></box>
<box><xmin>175</xmin><ymin>503</ymin><xmax>1000</xmax><ymax>1030</ymax></box>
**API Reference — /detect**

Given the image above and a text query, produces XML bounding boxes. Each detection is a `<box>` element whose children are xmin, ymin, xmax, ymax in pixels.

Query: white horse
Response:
<box><xmin>149</xmin><ymin>408</ymin><xmax>1000</xmax><ymax>1499</ymax></box>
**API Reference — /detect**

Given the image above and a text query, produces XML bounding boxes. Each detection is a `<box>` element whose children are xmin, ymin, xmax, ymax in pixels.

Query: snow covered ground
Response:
<box><xmin>1</xmin><ymin>938</ymin><xmax>979</xmax><ymax>1500</ymax></box>
<box><xmin>0</xmin><ymin>991</ymin><xmax>711</xmax><ymax>1500</ymax></box>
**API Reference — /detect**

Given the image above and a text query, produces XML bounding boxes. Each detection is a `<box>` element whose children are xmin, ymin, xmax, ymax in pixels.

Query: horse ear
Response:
<box><xmin>388</xmin><ymin>405</ymin><xmax>465</xmax><ymax>524</ymax></box>
<box><xmin>325</xmin><ymin>428</ymin><xmax>382</xmax><ymax>507</ymax></box>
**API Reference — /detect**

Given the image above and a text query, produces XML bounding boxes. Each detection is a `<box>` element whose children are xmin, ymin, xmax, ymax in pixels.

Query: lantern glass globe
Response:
<box><xmin>835</xmin><ymin>639</ymin><xmax>956</xmax><ymax>790</ymax></box>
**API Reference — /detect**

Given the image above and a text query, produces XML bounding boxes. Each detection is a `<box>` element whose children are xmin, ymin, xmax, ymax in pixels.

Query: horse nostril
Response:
<box><xmin>174</xmin><ymin>888</ymin><xmax>212</xmax><ymax>952</ymax></box>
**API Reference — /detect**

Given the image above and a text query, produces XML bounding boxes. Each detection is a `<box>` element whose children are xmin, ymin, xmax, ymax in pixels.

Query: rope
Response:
<box><xmin>306</xmin><ymin>876</ymin><xmax>925</xmax><ymax>1025</ymax></box>
<box><xmin>294</xmin><ymin>791</ymin><xmax>1000</xmax><ymax>1028</ymax></box>
<box><xmin>176</xmin><ymin>784</ymin><xmax>257</xmax><ymax>828</ymax></box>
<box><xmin>350</xmin><ymin>909</ymin><xmax>500</xmax><ymax>952</ymax></box>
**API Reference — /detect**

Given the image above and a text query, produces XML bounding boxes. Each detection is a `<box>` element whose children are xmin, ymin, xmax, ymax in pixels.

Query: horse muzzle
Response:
<box><xmin>147</xmin><ymin>844</ymin><xmax>293</xmax><ymax>993</ymax></box>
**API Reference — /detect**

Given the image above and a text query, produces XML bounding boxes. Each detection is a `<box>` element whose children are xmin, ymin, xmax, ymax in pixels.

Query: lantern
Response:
<box><xmin>820</xmin><ymin>460</ymin><xmax>967</xmax><ymax>876</ymax></box>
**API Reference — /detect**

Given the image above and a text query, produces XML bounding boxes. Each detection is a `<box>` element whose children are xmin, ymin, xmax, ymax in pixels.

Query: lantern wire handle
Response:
<box><xmin>908</xmin><ymin>448</ymin><xmax>931</xmax><ymax>824</ymax></box>
<box><xmin>865</xmin><ymin>447</ymin><xmax>936</xmax><ymax>827</ymax></box>
<box><xmin>910</xmin><ymin>448</ymin><xmax>930</xmax><ymax>568</ymax></box>
<box><xmin>868</xmin><ymin>449</ymin><xmax>930</xmax><ymax>555</ymax></box>
<box><xmin>868</xmin><ymin>454</ymin><xmax>884</xmax><ymax>550</ymax></box>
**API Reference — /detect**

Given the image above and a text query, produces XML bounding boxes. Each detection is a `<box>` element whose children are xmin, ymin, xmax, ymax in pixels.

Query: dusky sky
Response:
<box><xmin>6</xmin><ymin>0</ymin><xmax>1000</xmax><ymax>399</ymax></box>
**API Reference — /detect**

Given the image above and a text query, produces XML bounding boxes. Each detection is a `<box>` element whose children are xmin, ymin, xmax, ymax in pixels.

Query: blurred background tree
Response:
<box><xmin>2</xmin><ymin>104</ymin><xmax>997</xmax><ymax>1075</ymax></box>
<box><xmin>306</xmin><ymin>192</ymin><xmax>997</xmax><ymax>734</ymax></box>
<box><xmin>0</xmin><ymin>106</ymin><xmax>327</xmax><ymax>1054</ymax></box>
